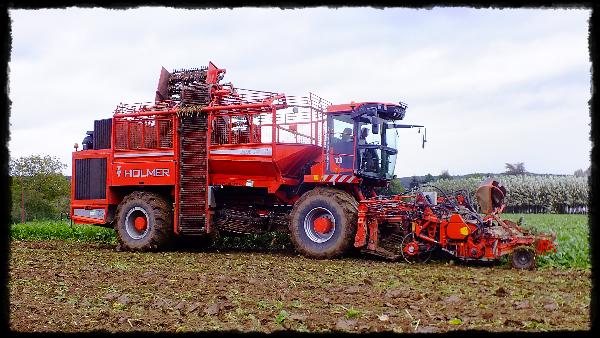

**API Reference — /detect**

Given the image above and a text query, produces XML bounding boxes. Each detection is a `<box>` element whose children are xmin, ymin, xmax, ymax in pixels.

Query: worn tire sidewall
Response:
<box><xmin>116</xmin><ymin>198</ymin><xmax>160</xmax><ymax>250</ymax></box>
<box><xmin>291</xmin><ymin>194</ymin><xmax>352</xmax><ymax>257</ymax></box>
<box><xmin>511</xmin><ymin>249</ymin><xmax>535</xmax><ymax>270</ymax></box>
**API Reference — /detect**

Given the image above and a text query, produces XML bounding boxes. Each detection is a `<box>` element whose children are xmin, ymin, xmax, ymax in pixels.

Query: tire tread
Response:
<box><xmin>115</xmin><ymin>191</ymin><xmax>173</xmax><ymax>251</ymax></box>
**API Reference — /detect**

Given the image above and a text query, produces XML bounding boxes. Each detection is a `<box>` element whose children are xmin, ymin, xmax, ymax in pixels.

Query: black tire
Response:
<box><xmin>511</xmin><ymin>247</ymin><xmax>536</xmax><ymax>270</ymax></box>
<box><xmin>289</xmin><ymin>187</ymin><xmax>358</xmax><ymax>259</ymax></box>
<box><xmin>115</xmin><ymin>191</ymin><xmax>173</xmax><ymax>251</ymax></box>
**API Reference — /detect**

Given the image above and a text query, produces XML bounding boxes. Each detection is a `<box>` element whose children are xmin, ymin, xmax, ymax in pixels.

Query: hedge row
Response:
<box><xmin>429</xmin><ymin>175</ymin><xmax>588</xmax><ymax>214</ymax></box>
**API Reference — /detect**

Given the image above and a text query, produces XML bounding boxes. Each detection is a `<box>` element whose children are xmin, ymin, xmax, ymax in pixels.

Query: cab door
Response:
<box><xmin>326</xmin><ymin>113</ymin><xmax>356</xmax><ymax>174</ymax></box>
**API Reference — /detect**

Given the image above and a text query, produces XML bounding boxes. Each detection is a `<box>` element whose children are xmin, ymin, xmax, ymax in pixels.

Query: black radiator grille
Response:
<box><xmin>75</xmin><ymin>158</ymin><xmax>107</xmax><ymax>200</ymax></box>
<box><xmin>93</xmin><ymin>118</ymin><xmax>112</xmax><ymax>150</ymax></box>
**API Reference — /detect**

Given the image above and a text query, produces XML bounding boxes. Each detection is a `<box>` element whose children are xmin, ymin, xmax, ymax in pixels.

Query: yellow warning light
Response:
<box><xmin>313</xmin><ymin>175</ymin><xmax>319</xmax><ymax>181</ymax></box>
<box><xmin>460</xmin><ymin>227</ymin><xmax>469</xmax><ymax>236</ymax></box>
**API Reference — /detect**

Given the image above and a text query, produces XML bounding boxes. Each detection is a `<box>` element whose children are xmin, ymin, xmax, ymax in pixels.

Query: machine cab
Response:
<box><xmin>326</xmin><ymin>102</ymin><xmax>423</xmax><ymax>181</ymax></box>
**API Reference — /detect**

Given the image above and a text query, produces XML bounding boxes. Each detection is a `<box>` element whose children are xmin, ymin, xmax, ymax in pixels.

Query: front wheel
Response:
<box><xmin>289</xmin><ymin>187</ymin><xmax>358</xmax><ymax>259</ymax></box>
<box><xmin>115</xmin><ymin>191</ymin><xmax>173</xmax><ymax>251</ymax></box>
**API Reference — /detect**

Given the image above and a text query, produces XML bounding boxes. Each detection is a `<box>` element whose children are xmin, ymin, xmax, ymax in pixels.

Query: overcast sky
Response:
<box><xmin>8</xmin><ymin>7</ymin><xmax>591</xmax><ymax>177</ymax></box>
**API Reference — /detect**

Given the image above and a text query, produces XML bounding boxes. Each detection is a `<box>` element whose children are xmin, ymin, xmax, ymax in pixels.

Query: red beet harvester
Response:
<box><xmin>71</xmin><ymin>62</ymin><xmax>556</xmax><ymax>269</ymax></box>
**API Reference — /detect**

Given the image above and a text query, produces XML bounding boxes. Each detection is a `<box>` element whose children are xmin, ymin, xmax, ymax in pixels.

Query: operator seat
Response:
<box><xmin>359</xmin><ymin>127</ymin><xmax>379</xmax><ymax>173</ymax></box>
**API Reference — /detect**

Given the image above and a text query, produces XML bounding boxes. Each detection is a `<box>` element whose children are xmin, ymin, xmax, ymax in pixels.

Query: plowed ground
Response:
<box><xmin>9</xmin><ymin>240</ymin><xmax>590</xmax><ymax>333</ymax></box>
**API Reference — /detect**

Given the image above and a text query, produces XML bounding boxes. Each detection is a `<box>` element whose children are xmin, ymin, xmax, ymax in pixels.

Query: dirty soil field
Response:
<box><xmin>9</xmin><ymin>240</ymin><xmax>590</xmax><ymax>333</ymax></box>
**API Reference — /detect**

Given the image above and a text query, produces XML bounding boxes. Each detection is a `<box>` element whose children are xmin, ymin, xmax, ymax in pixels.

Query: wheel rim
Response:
<box><xmin>403</xmin><ymin>241</ymin><xmax>419</xmax><ymax>256</ymax></box>
<box><xmin>400</xmin><ymin>233</ymin><xmax>433</xmax><ymax>264</ymax></box>
<box><xmin>125</xmin><ymin>207</ymin><xmax>150</xmax><ymax>240</ymax></box>
<box><xmin>134</xmin><ymin>216</ymin><xmax>147</xmax><ymax>232</ymax></box>
<box><xmin>514</xmin><ymin>249</ymin><xmax>534</xmax><ymax>267</ymax></box>
<box><xmin>304</xmin><ymin>207</ymin><xmax>336</xmax><ymax>243</ymax></box>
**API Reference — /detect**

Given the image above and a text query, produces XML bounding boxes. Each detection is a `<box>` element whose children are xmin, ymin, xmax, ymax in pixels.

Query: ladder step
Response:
<box><xmin>180</xmin><ymin>205</ymin><xmax>206</xmax><ymax>208</ymax></box>
<box><xmin>179</xmin><ymin>215</ymin><xmax>206</xmax><ymax>219</ymax></box>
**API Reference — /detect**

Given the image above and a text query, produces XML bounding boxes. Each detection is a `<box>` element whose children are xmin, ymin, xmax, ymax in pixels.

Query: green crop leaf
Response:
<box><xmin>345</xmin><ymin>308</ymin><xmax>360</xmax><ymax>319</ymax></box>
<box><xmin>275</xmin><ymin>310</ymin><xmax>289</xmax><ymax>325</ymax></box>
<box><xmin>448</xmin><ymin>318</ymin><xmax>462</xmax><ymax>325</ymax></box>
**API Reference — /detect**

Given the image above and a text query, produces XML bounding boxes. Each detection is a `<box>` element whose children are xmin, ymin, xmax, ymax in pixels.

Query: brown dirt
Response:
<box><xmin>9</xmin><ymin>240</ymin><xmax>590</xmax><ymax>333</ymax></box>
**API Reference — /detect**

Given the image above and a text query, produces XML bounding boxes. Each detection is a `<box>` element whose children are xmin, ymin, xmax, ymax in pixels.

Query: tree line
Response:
<box><xmin>10</xmin><ymin>155</ymin><xmax>70</xmax><ymax>223</ymax></box>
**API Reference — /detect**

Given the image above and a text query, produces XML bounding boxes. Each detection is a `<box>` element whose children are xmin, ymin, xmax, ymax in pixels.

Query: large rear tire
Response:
<box><xmin>289</xmin><ymin>187</ymin><xmax>358</xmax><ymax>259</ymax></box>
<box><xmin>115</xmin><ymin>191</ymin><xmax>173</xmax><ymax>251</ymax></box>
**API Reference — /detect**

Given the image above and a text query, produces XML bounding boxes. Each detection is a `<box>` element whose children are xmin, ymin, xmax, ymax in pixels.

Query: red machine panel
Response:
<box><xmin>444</xmin><ymin>214</ymin><xmax>477</xmax><ymax>240</ymax></box>
<box><xmin>208</xmin><ymin>143</ymin><xmax>321</xmax><ymax>193</ymax></box>
<box><xmin>111</xmin><ymin>160</ymin><xmax>176</xmax><ymax>186</ymax></box>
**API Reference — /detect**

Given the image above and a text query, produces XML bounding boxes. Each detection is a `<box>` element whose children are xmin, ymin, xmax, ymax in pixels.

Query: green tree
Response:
<box><xmin>409</xmin><ymin>176</ymin><xmax>421</xmax><ymax>189</ymax></box>
<box><xmin>10</xmin><ymin>155</ymin><xmax>70</xmax><ymax>223</ymax></box>
<box><xmin>376</xmin><ymin>178</ymin><xmax>405</xmax><ymax>196</ymax></box>
<box><xmin>389</xmin><ymin>178</ymin><xmax>405</xmax><ymax>194</ymax></box>
<box><xmin>423</xmin><ymin>173</ymin><xmax>434</xmax><ymax>183</ymax></box>
<box><xmin>439</xmin><ymin>170</ymin><xmax>452</xmax><ymax>180</ymax></box>
<box><xmin>505</xmin><ymin>162</ymin><xmax>527</xmax><ymax>175</ymax></box>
